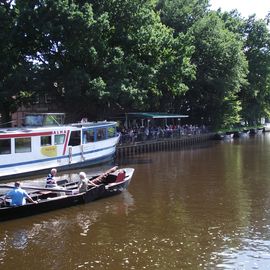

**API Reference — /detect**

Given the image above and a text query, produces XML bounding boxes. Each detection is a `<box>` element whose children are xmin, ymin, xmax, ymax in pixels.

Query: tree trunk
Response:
<box><xmin>0</xmin><ymin>103</ymin><xmax>12</xmax><ymax>127</ymax></box>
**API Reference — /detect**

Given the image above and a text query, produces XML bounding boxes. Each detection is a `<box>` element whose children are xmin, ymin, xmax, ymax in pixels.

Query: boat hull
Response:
<box><xmin>0</xmin><ymin>193</ymin><xmax>84</xmax><ymax>221</ymax></box>
<box><xmin>0</xmin><ymin>152</ymin><xmax>115</xmax><ymax>180</ymax></box>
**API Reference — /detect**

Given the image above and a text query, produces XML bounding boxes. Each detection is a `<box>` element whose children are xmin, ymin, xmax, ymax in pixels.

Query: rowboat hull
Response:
<box><xmin>0</xmin><ymin>193</ymin><xmax>84</xmax><ymax>221</ymax></box>
<box><xmin>0</xmin><ymin>168</ymin><xmax>134</xmax><ymax>221</ymax></box>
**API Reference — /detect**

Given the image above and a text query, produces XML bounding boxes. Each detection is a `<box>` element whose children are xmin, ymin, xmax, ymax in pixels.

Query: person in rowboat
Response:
<box><xmin>45</xmin><ymin>168</ymin><xmax>66</xmax><ymax>196</ymax></box>
<box><xmin>3</xmin><ymin>181</ymin><xmax>37</xmax><ymax>206</ymax></box>
<box><xmin>77</xmin><ymin>172</ymin><xmax>98</xmax><ymax>193</ymax></box>
<box><xmin>45</xmin><ymin>168</ymin><xmax>58</xmax><ymax>188</ymax></box>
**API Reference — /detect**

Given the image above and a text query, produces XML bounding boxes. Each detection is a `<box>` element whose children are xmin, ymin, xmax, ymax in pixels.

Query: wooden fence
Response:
<box><xmin>116</xmin><ymin>133</ymin><xmax>214</xmax><ymax>159</ymax></box>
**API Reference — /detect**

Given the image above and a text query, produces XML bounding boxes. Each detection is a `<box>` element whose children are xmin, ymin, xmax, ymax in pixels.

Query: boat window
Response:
<box><xmin>54</xmin><ymin>134</ymin><xmax>65</xmax><ymax>145</ymax></box>
<box><xmin>96</xmin><ymin>128</ymin><xmax>106</xmax><ymax>141</ymax></box>
<box><xmin>107</xmin><ymin>126</ymin><xmax>116</xmax><ymax>138</ymax></box>
<box><xmin>69</xmin><ymin>131</ymin><xmax>81</xmax><ymax>146</ymax></box>
<box><xmin>41</xmin><ymin>136</ymin><xmax>52</xmax><ymax>146</ymax></box>
<box><xmin>83</xmin><ymin>129</ymin><xmax>94</xmax><ymax>143</ymax></box>
<box><xmin>15</xmin><ymin>137</ymin><xmax>31</xmax><ymax>153</ymax></box>
<box><xmin>0</xmin><ymin>139</ymin><xmax>11</xmax><ymax>155</ymax></box>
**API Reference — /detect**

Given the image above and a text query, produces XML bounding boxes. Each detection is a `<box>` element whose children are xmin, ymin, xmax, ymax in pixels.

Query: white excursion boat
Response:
<box><xmin>0</xmin><ymin>113</ymin><xmax>120</xmax><ymax>180</ymax></box>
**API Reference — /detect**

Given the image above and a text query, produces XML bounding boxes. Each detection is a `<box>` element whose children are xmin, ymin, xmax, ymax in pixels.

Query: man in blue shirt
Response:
<box><xmin>4</xmin><ymin>182</ymin><xmax>37</xmax><ymax>206</ymax></box>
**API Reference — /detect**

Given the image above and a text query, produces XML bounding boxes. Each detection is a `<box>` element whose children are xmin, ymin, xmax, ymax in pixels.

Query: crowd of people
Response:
<box><xmin>118</xmin><ymin>124</ymin><xmax>208</xmax><ymax>144</ymax></box>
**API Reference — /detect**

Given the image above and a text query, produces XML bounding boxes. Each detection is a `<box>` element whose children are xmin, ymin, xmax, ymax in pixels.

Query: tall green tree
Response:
<box><xmin>240</xmin><ymin>16</ymin><xmax>270</xmax><ymax>124</ymax></box>
<box><xmin>0</xmin><ymin>1</ymin><xmax>34</xmax><ymax>124</ymax></box>
<box><xmin>14</xmin><ymin>0</ymin><xmax>106</xmax><ymax>119</ymax></box>
<box><xmin>156</xmin><ymin>0</ymin><xmax>209</xmax><ymax>34</ymax></box>
<box><xmin>185</xmin><ymin>12</ymin><xmax>248</xmax><ymax>128</ymax></box>
<box><xmin>12</xmin><ymin>0</ymin><xmax>195</xmax><ymax>119</ymax></box>
<box><xmin>85</xmin><ymin>0</ymin><xmax>195</xmax><ymax>114</ymax></box>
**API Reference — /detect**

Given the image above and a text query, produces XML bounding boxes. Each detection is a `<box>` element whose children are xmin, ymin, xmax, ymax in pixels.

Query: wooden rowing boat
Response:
<box><xmin>0</xmin><ymin>167</ymin><xmax>134</xmax><ymax>221</ymax></box>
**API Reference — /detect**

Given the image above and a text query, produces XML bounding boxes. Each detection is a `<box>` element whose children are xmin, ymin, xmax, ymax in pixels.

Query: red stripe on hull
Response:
<box><xmin>0</xmin><ymin>131</ymin><xmax>53</xmax><ymax>139</ymax></box>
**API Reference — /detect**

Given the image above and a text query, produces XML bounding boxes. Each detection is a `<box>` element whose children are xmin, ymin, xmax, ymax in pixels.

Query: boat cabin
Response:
<box><xmin>0</xmin><ymin>113</ymin><xmax>119</xmax><ymax>178</ymax></box>
<box><xmin>0</xmin><ymin>123</ymin><xmax>117</xmax><ymax>155</ymax></box>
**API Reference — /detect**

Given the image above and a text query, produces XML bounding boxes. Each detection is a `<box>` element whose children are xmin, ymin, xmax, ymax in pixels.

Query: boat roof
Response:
<box><xmin>125</xmin><ymin>112</ymin><xmax>189</xmax><ymax>119</ymax></box>
<box><xmin>0</xmin><ymin>121</ymin><xmax>117</xmax><ymax>135</ymax></box>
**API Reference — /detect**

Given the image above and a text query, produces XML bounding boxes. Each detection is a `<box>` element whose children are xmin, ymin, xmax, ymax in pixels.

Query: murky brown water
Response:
<box><xmin>1</xmin><ymin>134</ymin><xmax>270</xmax><ymax>269</ymax></box>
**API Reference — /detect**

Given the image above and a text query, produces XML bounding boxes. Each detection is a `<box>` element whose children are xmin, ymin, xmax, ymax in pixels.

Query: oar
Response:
<box><xmin>0</xmin><ymin>184</ymin><xmax>72</xmax><ymax>194</ymax></box>
<box><xmin>91</xmin><ymin>166</ymin><xmax>118</xmax><ymax>184</ymax></box>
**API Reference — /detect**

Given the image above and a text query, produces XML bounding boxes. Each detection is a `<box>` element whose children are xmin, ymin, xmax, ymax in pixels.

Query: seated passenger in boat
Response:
<box><xmin>4</xmin><ymin>181</ymin><xmax>37</xmax><ymax>206</ymax></box>
<box><xmin>78</xmin><ymin>172</ymin><xmax>88</xmax><ymax>193</ymax></box>
<box><xmin>77</xmin><ymin>172</ymin><xmax>98</xmax><ymax>193</ymax></box>
<box><xmin>45</xmin><ymin>168</ymin><xmax>58</xmax><ymax>188</ymax></box>
<box><xmin>45</xmin><ymin>168</ymin><xmax>66</xmax><ymax>196</ymax></box>
<box><xmin>91</xmin><ymin>167</ymin><xmax>125</xmax><ymax>185</ymax></box>
<box><xmin>115</xmin><ymin>169</ymin><xmax>126</xmax><ymax>182</ymax></box>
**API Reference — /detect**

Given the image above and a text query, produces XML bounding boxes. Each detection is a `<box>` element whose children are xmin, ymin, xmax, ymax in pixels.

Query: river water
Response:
<box><xmin>1</xmin><ymin>134</ymin><xmax>270</xmax><ymax>269</ymax></box>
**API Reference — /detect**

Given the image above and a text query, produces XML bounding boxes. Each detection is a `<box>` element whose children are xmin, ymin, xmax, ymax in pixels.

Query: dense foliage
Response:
<box><xmin>1</xmin><ymin>0</ymin><xmax>270</xmax><ymax>128</ymax></box>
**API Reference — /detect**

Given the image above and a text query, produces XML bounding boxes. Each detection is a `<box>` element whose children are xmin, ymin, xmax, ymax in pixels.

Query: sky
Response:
<box><xmin>209</xmin><ymin>0</ymin><xmax>270</xmax><ymax>19</ymax></box>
